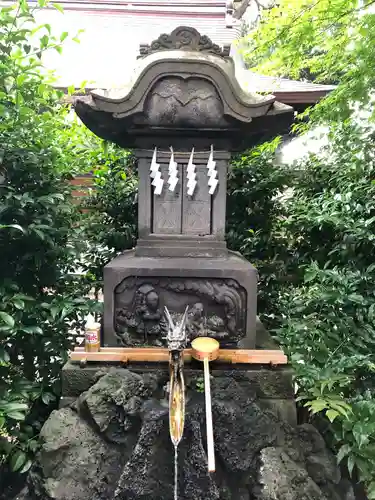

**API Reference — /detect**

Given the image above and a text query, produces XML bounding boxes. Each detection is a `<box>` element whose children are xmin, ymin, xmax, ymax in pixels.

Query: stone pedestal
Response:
<box><xmin>104</xmin><ymin>249</ymin><xmax>257</xmax><ymax>348</ymax></box>
<box><xmin>61</xmin><ymin>362</ymin><xmax>297</xmax><ymax>426</ymax></box>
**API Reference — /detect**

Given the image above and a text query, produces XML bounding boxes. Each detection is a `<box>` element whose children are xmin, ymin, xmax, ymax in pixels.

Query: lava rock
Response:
<box><xmin>26</xmin><ymin>407</ymin><xmax>124</xmax><ymax>500</ymax></box>
<box><xmin>18</xmin><ymin>369</ymin><xmax>353</xmax><ymax>500</ymax></box>
<box><xmin>254</xmin><ymin>447</ymin><xmax>327</xmax><ymax>500</ymax></box>
<box><xmin>78</xmin><ymin>368</ymin><xmax>159</xmax><ymax>444</ymax></box>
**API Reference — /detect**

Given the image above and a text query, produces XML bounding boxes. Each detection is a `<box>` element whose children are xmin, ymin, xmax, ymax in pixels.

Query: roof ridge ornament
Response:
<box><xmin>138</xmin><ymin>26</ymin><xmax>231</xmax><ymax>59</ymax></box>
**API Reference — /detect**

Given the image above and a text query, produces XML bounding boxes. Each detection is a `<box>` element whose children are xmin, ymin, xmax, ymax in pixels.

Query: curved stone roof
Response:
<box><xmin>74</xmin><ymin>26</ymin><xmax>294</xmax><ymax>150</ymax></box>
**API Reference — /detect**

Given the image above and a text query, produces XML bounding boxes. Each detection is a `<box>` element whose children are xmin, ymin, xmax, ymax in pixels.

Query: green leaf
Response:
<box><xmin>0</xmin><ymin>415</ymin><xmax>5</xmax><ymax>428</ymax></box>
<box><xmin>353</xmin><ymin>425</ymin><xmax>370</xmax><ymax>449</ymax></box>
<box><xmin>367</xmin><ymin>482</ymin><xmax>375</xmax><ymax>500</ymax></box>
<box><xmin>33</xmin><ymin>228</ymin><xmax>45</xmax><ymax>240</ymax></box>
<box><xmin>40</xmin><ymin>34</ymin><xmax>49</xmax><ymax>49</ymax></box>
<box><xmin>0</xmin><ymin>311</ymin><xmax>15</xmax><ymax>327</ymax></box>
<box><xmin>20</xmin><ymin>459</ymin><xmax>32</xmax><ymax>474</ymax></box>
<box><xmin>337</xmin><ymin>444</ymin><xmax>351</xmax><ymax>464</ymax></box>
<box><xmin>7</xmin><ymin>412</ymin><xmax>26</xmax><ymax>421</ymax></box>
<box><xmin>348</xmin><ymin>294</ymin><xmax>365</xmax><ymax>304</ymax></box>
<box><xmin>28</xmin><ymin>440</ymin><xmax>38</xmax><ymax>452</ymax></box>
<box><xmin>10</xmin><ymin>450</ymin><xmax>27</xmax><ymax>472</ymax></box>
<box><xmin>347</xmin><ymin>454</ymin><xmax>355</xmax><ymax>477</ymax></box>
<box><xmin>329</xmin><ymin>401</ymin><xmax>352</xmax><ymax>418</ymax></box>
<box><xmin>50</xmin><ymin>306</ymin><xmax>59</xmax><ymax>319</ymax></box>
<box><xmin>1</xmin><ymin>402</ymin><xmax>28</xmax><ymax>412</ymax></box>
<box><xmin>0</xmin><ymin>224</ymin><xmax>25</xmax><ymax>233</ymax></box>
<box><xmin>21</xmin><ymin>326</ymin><xmax>43</xmax><ymax>335</ymax></box>
<box><xmin>13</xmin><ymin>298</ymin><xmax>25</xmax><ymax>310</ymax></box>
<box><xmin>0</xmin><ymin>348</ymin><xmax>10</xmax><ymax>363</ymax></box>
<box><xmin>326</xmin><ymin>409</ymin><xmax>339</xmax><ymax>423</ymax></box>
<box><xmin>52</xmin><ymin>2</ymin><xmax>64</xmax><ymax>13</ymax></box>
<box><xmin>60</xmin><ymin>31</ymin><xmax>68</xmax><ymax>42</ymax></box>
<box><xmin>16</xmin><ymin>74</ymin><xmax>27</xmax><ymax>86</ymax></box>
<box><xmin>41</xmin><ymin>392</ymin><xmax>56</xmax><ymax>405</ymax></box>
<box><xmin>306</xmin><ymin>399</ymin><xmax>327</xmax><ymax>414</ymax></box>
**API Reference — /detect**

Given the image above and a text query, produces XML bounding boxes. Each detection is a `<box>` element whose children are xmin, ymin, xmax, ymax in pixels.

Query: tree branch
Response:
<box><xmin>233</xmin><ymin>0</ymin><xmax>251</xmax><ymax>19</ymax></box>
<box><xmin>234</xmin><ymin>0</ymin><xmax>274</xmax><ymax>19</ymax></box>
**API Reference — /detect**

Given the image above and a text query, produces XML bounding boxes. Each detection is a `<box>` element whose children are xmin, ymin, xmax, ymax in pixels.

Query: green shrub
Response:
<box><xmin>0</xmin><ymin>0</ymin><xmax>98</xmax><ymax>475</ymax></box>
<box><xmin>80</xmin><ymin>147</ymin><xmax>138</xmax><ymax>290</ymax></box>
<box><xmin>243</xmin><ymin>0</ymin><xmax>375</xmax><ymax>492</ymax></box>
<box><xmin>276</xmin><ymin>120</ymin><xmax>375</xmax><ymax>494</ymax></box>
<box><xmin>227</xmin><ymin>139</ymin><xmax>293</xmax><ymax>320</ymax></box>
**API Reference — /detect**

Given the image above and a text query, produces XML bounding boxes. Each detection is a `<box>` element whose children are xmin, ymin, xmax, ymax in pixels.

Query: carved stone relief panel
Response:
<box><xmin>144</xmin><ymin>77</ymin><xmax>229</xmax><ymax>128</ymax></box>
<box><xmin>114</xmin><ymin>277</ymin><xmax>247</xmax><ymax>347</ymax></box>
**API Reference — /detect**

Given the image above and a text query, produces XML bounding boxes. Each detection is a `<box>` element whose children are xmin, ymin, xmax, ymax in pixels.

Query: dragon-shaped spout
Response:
<box><xmin>164</xmin><ymin>306</ymin><xmax>189</xmax><ymax>446</ymax></box>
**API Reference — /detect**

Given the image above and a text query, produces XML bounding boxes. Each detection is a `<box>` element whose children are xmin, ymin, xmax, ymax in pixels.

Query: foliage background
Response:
<box><xmin>0</xmin><ymin>1</ymin><xmax>100</xmax><ymax>491</ymax></box>
<box><xmin>243</xmin><ymin>0</ymin><xmax>375</xmax><ymax>495</ymax></box>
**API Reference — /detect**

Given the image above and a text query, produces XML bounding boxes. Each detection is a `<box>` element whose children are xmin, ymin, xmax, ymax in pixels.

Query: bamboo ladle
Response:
<box><xmin>191</xmin><ymin>337</ymin><xmax>220</xmax><ymax>473</ymax></box>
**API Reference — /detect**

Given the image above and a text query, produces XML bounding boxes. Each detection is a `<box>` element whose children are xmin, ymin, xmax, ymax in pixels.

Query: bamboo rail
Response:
<box><xmin>70</xmin><ymin>347</ymin><xmax>288</xmax><ymax>365</ymax></box>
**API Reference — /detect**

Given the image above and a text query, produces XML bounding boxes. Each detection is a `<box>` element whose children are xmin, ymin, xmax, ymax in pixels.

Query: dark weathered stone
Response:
<box><xmin>258</xmin><ymin>399</ymin><xmax>297</xmax><ymax>426</ymax></box>
<box><xmin>62</xmin><ymin>361</ymin><xmax>294</xmax><ymax>400</ymax></box>
<box><xmin>78</xmin><ymin>369</ymin><xmax>159</xmax><ymax>444</ymax></box>
<box><xmin>138</xmin><ymin>27</ymin><xmax>231</xmax><ymax>58</ymax></box>
<box><xmin>114</xmin><ymin>276</ymin><xmax>248</xmax><ymax>347</ymax></box>
<box><xmin>21</xmin><ymin>370</ymin><xmax>351</xmax><ymax>500</ymax></box>
<box><xmin>58</xmin><ymin>397</ymin><xmax>76</xmax><ymax>409</ymax></box>
<box><xmin>74</xmin><ymin>30</ymin><xmax>293</xmax><ymax>152</ymax></box>
<box><xmin>254</xmin><ymin>447</ymin><xmax>327</xmax><ymax>500</ymax></box>
<box><xmin>62</xmin><ymin>361</ymin><xmax>104</xmax><ymax>398</ymax></box>
<box><xmin>26</xmin><ymin>407</ymin><xmax>124</xmax><ymax>500</ymax></box>
<box><xmin>135</xmin><ymin>149</ymin><xmax>229</xmax><ymax>253</ymax></box>
<box><xmin>104</xmin><ymin>250</ymin><xmax>258</xmax><ymax>347</ymax></box>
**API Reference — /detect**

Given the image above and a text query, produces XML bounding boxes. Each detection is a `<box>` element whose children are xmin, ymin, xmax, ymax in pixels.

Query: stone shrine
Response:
<box><xmin>74</xmin><ymin>26</ymin><xmax>294</xmax><ymax>349</ymax></box>
<box><xmin>15</xmin><ymin>28</ymin><xmax>355</xmax><ymax>500</ymax></box>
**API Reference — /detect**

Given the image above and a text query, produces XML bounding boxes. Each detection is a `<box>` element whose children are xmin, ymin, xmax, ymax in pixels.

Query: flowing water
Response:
<box><xmin>174</xmin><ymin>443</ymin><xmax>179</xmax><ymax>500</ymax></box>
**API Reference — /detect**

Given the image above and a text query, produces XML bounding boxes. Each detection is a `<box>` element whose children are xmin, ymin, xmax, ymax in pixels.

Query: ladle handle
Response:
<box><xmin>204</xmin><ymin>357</ymin><xmax>215</xmax><ymax>472</ymax></box>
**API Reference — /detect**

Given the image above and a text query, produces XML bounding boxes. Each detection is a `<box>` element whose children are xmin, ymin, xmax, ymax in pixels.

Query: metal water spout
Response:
<box><xmin>164</xmin><ymin>306</ymin><xmax>189</xmax><ymax>447</ymax></box>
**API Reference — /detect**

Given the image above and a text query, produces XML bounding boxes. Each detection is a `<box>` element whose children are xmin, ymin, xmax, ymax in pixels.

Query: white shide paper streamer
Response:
<box><xmin>186</xmin><ymin>148</ymin><xmax>197</xmax><ymax>196</ymax></box>
<box><xmin>168</xmin><ymin>147</ymin><xmax>179</xmax><ymax>192</ymax></box>
<box><xmin>150</xmin><ymin>147</ymin><xmax>163</xmax><ymax>195</ymax></box>
<box><xmin>207</xmin><ymin>145</ymin><xmax>218</xmax><ymax>195</ymax></box>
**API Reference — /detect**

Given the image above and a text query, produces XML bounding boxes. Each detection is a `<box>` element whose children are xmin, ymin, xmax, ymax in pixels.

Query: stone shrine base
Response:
<box><xmin>17</xmin><ymin>366</ymin><xmax>354</xmax><ymax>500</ymax></box>
<box><xmin>14</xmin><ymin>324</ymin><xmax>354</xmax><ymax>500</ymax></box>
<box><xmin>60</xmin><ymin>320</ymin><xmax>294</xmax><ymax>423</ymax></box>
<box><xmin>14</xmin><ymin>325</ymin><xmax>355</xmax><ymax>500</ymax></box>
